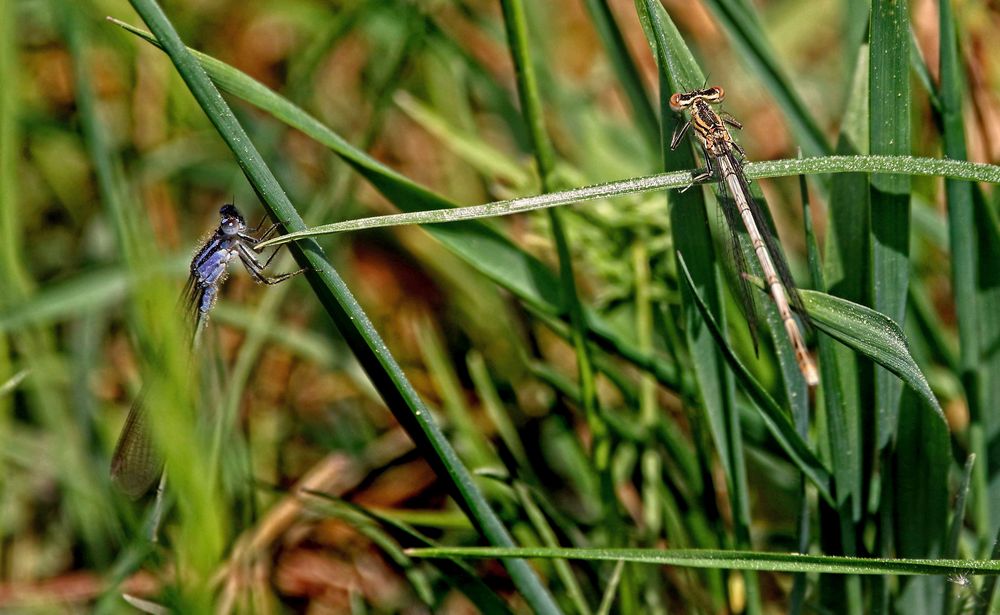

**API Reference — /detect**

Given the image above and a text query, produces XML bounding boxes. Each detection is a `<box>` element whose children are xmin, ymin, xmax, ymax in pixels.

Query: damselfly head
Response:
<box><xmin>670</xmin><ymin>86</ymin><xmax>726</xmax><ymax>111</ymax></box>
<box><xmin>219</xmin><ymin>204</ymin><xmax>246</xmax><ymax>235</ymax></box>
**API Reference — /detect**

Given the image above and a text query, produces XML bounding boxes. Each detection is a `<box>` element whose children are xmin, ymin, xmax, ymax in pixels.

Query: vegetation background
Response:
<box><xmin>1</xmin><ymin>0</ymin><xmax>999</xmax><ymax>613</ymax></box>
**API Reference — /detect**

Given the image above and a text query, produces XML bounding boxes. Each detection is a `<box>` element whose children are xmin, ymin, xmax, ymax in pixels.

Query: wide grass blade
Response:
<box><xmin>635</xmin><ymin>0</ymin><xmax>736</xmax><ymax>496</ymax></box>
<box><xmin>122</xmin><ymin>2</ymin><xmax>563</xmax><ymax>612</ymax></box>
<box><xmin>635</xmin><ymin>1</ymin><xmax>760</xmax><ymax>611</ymax></box>
<box><xmin>869</xmin><ymin>0</ymin><xmax>912</xmax><ymax>450</ymax></box>
<box><xmin>800</xmin><ymin>289</ymin><xmax>943</xmax><ymax>418</ymax></box>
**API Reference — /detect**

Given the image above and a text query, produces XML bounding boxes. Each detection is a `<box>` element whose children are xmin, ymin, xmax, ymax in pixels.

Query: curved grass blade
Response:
<box><xmin>303</xmin><ymin>492</ymin><xmax>516</xmax><ymax>615</ymax></box>
<box><xmin>122</xmin><ymin>3</ymin><xmax>562</xmax><ymax>612</ymax></box>
<box><xmin>799</xmin><ymin>290</ymin><xmax>943</xmax><ymax>419</ymax></box>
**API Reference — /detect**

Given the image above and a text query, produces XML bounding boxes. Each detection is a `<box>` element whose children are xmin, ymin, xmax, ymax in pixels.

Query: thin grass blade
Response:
<box><xmin>253</xmin><ymin>155</ymin><xmax>1000</xmax><ymax>245</ymax></box>
<box><xmin>678</xmin><ymin>253</ymin><xmax>833</xmax><ymax>503</ymax></box>
<box><xmin>406</xmin><ymin>546</ymin><xmax>1000</xmax><ymax>577</ymax></box>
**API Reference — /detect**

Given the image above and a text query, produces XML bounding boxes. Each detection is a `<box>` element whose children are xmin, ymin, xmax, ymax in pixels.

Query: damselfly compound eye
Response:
<box><xmin>669</xmin><ymin>92</ymin><xmax>685</xmax><ymax>112</ymax></box>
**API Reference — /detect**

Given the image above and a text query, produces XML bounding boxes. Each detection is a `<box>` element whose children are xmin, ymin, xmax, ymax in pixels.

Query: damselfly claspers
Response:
<box><xmin>670</xmin><ymin>86</ymin><xmax>819</xmax><ymax>387</ymax></box>
<box><xmin>110</xmin><ymin>204</ymin><xmax>306</xmax><ymax>499</ymax></box>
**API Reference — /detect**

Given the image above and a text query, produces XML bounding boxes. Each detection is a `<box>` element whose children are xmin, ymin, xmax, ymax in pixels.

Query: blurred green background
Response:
<box><xmin>2</xmin><ymin>0</ymin><xmax>1000</xmax><ymax>613</ymax></box>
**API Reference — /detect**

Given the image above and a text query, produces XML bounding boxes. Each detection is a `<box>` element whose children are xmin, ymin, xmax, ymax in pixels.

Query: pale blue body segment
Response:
<box><xmin>182</xmin><ymin>204</ymin><xmax>304</xmax><ymax>332</ymax></box>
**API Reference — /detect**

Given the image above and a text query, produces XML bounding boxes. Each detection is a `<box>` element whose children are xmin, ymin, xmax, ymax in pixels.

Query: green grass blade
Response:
<box><xmin>304</xmin><ymin>499</ymin><xmax>437</xmax><ymax>607</ymax></box>
<box><xmin>0</xmin><ymin>0</ymin><xmax>31</xmax><ymax>296</ymax></box>
<box><xmin>800</xmin><ymin>151</ymin><xmax>865</xmax><ymax>611</ymax></box>
<box><xmin>514</xmin><ymin>482</ymin><xmax>595</xmax><ymax>615</ymax></box>
<box><xmin>635</xmin><ymin>0</ymin><xmax>736</xmax><ymax>489</ymax></box>
<box><xmin>496</xmin><ymin>15</ymin><xmax>620</xmax><ymax>609</ymax></box>
<box><xmin>406</xmin><ymin>546</ymin><xmax>1000</xmax><ymax>576</ymax></box>
<box><xmin>942</xmin><ymin>455</ymin><xmax>975</xmax><ymax>615</ymax></box>
<box><xmin>974</xmin><ymin>531</ymin><xmax>1000</xmax><ymax>614</ymax></box>
<box><xmin>939</xmin><ymin>0</ymin><xmax>991</xmax><ymax>547</ymax></box>
<box><xmin>635</xmin><ymin>2</ymin><xmax>760</xmax><ymax>610</ymax></box>
<box><xmin>820</xmin><ymin>51</ymin><xmax>869</xmax><ymax>591</ymax></box>
<box><xmin>869</xmin><ymin>0</ymin><xmax>912</xmax><ymax>450</ymax></box>
<box><xmin>415</xmin><ymin>317</ymin><xmax>497</xmax><ymax>471</ymax></box>
<box><xmin>395</xmin><ymin>92</ymin><xmax>531</xmax><ymax>187</ymax></box>
<box><xmin>800</xmin><ymin>290</ymin><xmax>942</xmax><ymax>419</ymax></box>
<box><xmin>596</xmin><ymin>560</ymin><xmax>626</xmax><ymax>615</ymax></box>
<box><xmin>122</xmin><ymin>3</ymin><xmax>563</xmax><ymax>612</ymax></box>
<box><xmin>939</xmin><ymin>0</ymin><xmax>977</xmax><ymax>390</ymax></box>
<box><xmin>801</xmin><ymin>171</ymin><xmax>853</xmax><ymax>501</ymax></box>
<box><xmin>257</xmin><ymin>155</ymin><xmax>1000</xmax><ymax>245</ymax></box>
<box><xmin>678</xmin><ymin>253</ymin><xmax>834</xmax><ymax>504</ymax></box>
<box><xmin>305</xmin><ymin>493</ymin><xmax>516</xmax><ymax>615</ymax></box>
<box><xmin>498</xmin><ymin>0</ymin><xmax>606</xmax><ymax>496</ymax></box>
<box><xmin>468</xmin><ymin>352</ymin><xmax>534</xmax><ymax>481</ymax></box>
<box><xmin>973</xmin><ymin>190</ymin><xmax>1000</xmax><ymax>542</ymax></box>
<box><xmin>892</xmin><ymin>385</ymin><xmax>950</xmax><ymax>614</ymax></box>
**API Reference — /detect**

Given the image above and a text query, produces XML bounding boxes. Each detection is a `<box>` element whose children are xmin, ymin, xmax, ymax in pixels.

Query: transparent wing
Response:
<box><xmin>725</xmin><ymin>152</ymin><xmax>812</xmax><ymax>331</ymax></box>
<box><xmin>110</xmin><ymin>391</ymin><xmax>163</xmax><ymax>499</ymax></box>
<box><xmin>714</xmin><ymin>186</ymin><xmax>763</xmax><ymax>354</ymax></box>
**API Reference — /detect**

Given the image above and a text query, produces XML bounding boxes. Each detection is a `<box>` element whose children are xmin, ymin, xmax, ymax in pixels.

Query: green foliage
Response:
<box><xmin>1</xmin><ymin>0</ymin><xmax>998</xmax><ymax>612</ymax></box>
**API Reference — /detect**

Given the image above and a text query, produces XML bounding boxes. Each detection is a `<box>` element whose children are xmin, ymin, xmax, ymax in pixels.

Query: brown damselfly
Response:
<box><xmin>670</xmin><ymin>86</ymin><xmax>819</xmax><ymax>387</ymax></box>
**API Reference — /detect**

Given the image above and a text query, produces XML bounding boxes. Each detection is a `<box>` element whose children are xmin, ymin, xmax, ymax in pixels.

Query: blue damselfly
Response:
<box><xmin>110</xmin><ymin>204</ymin><xmax>305</xmax><ymax>499</ymax></box>
<box><xmin>670</xmin><ymin>86</ymin><xmax>819</xmax><ymax>386</ymax></box>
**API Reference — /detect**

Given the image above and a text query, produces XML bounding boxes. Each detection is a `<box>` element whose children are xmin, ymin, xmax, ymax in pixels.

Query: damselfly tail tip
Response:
<box><xmin>802</xmin><ymin>358</ymin><xmax>819</xmax><ymax>388</ymax></box>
